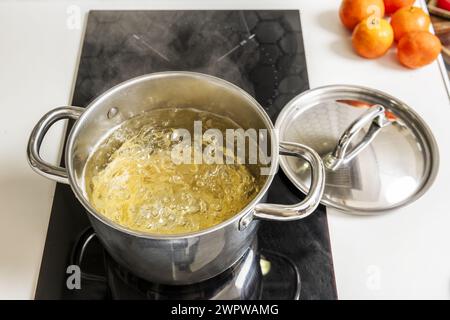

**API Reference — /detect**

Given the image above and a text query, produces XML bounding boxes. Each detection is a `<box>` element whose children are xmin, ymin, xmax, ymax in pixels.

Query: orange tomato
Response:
<box><xmin>397</xmin><ymin>31</ymin><xmax>442</xmax><ymax>68</ymax></box>
<box><xmin>339</xmin><ymin>0</ymin><xmax>385</xmax><ymax>30</ymax></box>
<box><xmin>352</xmin><ymin>16</ymin><xmax>394</xmax><ymax>58</ymax></box>
<box><xmin>390</xmin><ymin>6</ymin><xmax>431</xmax><ymax>41</ymax></box>
<box><xmin>383</xmin><ymin>0</ymin><xmax>415</xmax><ymax>15</ymax></box>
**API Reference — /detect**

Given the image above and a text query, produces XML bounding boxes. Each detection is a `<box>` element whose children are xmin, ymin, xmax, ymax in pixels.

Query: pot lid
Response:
<box><xmin>275</xmin><ymin>85</ymin><xmax>439</xmax><ymax>214</ymax></box>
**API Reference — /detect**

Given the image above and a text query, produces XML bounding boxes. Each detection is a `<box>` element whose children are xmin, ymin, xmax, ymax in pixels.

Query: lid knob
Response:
<box><xmin>323</xmin><ymin>104</ymin><xmax>391</xmax><ymax>171</ymax></box>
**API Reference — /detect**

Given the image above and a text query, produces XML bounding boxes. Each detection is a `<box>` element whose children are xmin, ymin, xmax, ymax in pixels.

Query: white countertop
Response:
<box><xmin>1</xmin><ymin>0</ymin><xmax>449</xmax><ymax>300</ymax></box>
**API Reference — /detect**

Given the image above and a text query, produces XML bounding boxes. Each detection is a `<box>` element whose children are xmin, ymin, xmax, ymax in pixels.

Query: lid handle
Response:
<box><xmin>323</xmin><ymin>104</ymin><xmax>390</xmax><ymax>171</ymax></box>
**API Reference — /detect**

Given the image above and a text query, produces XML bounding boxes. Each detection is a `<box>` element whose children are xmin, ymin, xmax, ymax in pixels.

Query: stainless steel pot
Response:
<box><xmin>27</xmin><ymin>72</ymin><xmax>325</xmax><ymax>285</ymax></box>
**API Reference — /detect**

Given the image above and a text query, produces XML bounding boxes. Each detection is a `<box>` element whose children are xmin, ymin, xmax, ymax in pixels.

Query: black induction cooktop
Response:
<box><xmin>34</xmin><ymin>10</ymin><xmax>337</xmax><ymax>300</ymax></box>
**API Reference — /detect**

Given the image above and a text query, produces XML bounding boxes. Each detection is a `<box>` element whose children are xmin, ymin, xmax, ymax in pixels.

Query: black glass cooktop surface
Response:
<box><xmin>35</xmin><ymin>10</ymin><xmax>337</xmax><ymax>300</ymax></box>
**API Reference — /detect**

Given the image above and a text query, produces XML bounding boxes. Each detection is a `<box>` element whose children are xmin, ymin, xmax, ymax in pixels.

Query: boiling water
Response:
<box><xmin>84</xmin><ymin>108</ymin><xmax>264</xmax><ymax>235</ymax></box>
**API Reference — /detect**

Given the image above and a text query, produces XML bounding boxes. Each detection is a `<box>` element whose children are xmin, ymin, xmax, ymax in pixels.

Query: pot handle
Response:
<box><xmin>323</xmin><ymin>104</ymin><xmax>390</xmax><ymax>171</ymax></box>
<box><xmin>27</xmin><ymin>106</ymin><xmax>84</xmax><ymax>184</ymax></box>
<box><xmin>252</xmin><ymin>141</ymin><xmax>326</xmax><ymax>222</ymax></box>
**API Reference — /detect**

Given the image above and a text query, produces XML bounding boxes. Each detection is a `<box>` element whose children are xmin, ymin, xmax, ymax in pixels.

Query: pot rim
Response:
<box><xmin>66</xmin><ymin>71</ymin><xmax>279</xmax><ymax>240</ymax></box>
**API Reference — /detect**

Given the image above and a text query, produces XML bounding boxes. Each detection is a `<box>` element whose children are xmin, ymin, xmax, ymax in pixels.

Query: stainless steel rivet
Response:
<box><xmin>107</xmin><ymin>107</ymin><xmax>119</xmax><ymax>119</ymax></box>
